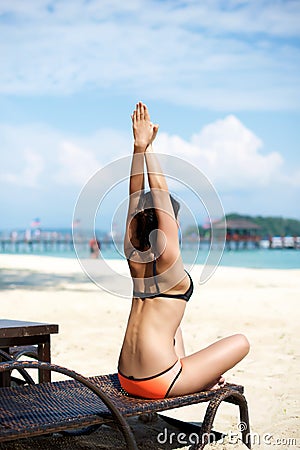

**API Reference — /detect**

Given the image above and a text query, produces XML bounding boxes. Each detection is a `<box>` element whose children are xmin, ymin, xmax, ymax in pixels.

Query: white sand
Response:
<box><xmin>0</xmin><ymin>254</ymin><xmax>299</xmax><ymax>449</ymax></box>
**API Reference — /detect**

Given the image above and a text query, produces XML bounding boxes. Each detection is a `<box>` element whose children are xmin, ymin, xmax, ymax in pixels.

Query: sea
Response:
<box><xmin>2</xmin><ymin>241</ymin><xmax>300</xmax><ymax>270</ymax></box>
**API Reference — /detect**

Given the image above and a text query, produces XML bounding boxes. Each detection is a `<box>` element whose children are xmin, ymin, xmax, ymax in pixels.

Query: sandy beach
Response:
<box><xmin>0</xmin><ymin>253</ymin><xmax>299</xmax><ymax>449</ymax></box>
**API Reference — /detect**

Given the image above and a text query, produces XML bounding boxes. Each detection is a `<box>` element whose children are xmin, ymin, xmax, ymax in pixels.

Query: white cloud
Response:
<box><xmin>21</xmin><ymin>149</ymin><xmax>44</xmax><ymax>187</ymax></box>
<box><xmin>191</xmin><ymin>115</ymin><xmax>283</xmax><ymax>189</ymax></box>
<box><xmin>55</xmin><ymin>141</ymin><xmax>101</xmax><ymax>185</ymax></box>
<box><xmin>281</xmin><ymin>169</ymin><xmax>300</xmax><ymax>188</ymax></box>
<box><xmin>0</xmin><ymin>148</ymin><xmax>44</xmax><ymax>188</ymax></box>
<box><xmin>0</xmin><ymin>123</ymin><xmax>129</xmax><ymax>189</ymax></box>
<box><xmin>0</xmin><ymin>117</ymin><xmax>299</xmax><ymax>227</ymax></box>
<box><xmin>156</xmin><ymin>115</ymin><xmax>284</xmax><ymax>190</ymax></box>
<box><xmin>0</xmin><ymin>117</ymin><xmax>295</xmax><ymax>193</ymax></box>
<box><xmin>0</xmin><ymin>0</ymin><xmax>299</xmax><ymax>110</ymax></box>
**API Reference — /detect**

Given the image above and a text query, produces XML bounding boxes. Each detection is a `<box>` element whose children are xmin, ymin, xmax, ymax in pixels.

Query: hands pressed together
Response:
<box><xmin>132</xmin><ymin>102</ymin><xmax>159</xmax><ymax>151</ymax></box>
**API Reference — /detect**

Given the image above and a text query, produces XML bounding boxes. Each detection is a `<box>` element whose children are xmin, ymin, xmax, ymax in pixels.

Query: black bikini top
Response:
<box><xmin>132</xmin><ymin>259</ymin><xmax>194</xmax><ymax>302</ymax></box>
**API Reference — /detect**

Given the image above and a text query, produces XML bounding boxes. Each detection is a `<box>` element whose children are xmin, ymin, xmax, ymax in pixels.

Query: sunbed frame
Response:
<box><xmin>0</xmin><ymin>359</ymin><xmax>251</xmax><ymax>450</ymax></box>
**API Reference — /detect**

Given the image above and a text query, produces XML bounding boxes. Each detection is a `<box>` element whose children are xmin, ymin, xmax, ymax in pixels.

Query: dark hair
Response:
<box><xmin>135</xmin><ymin>191</ymin><xmax>180</xmax><ymax>250</ymax></box>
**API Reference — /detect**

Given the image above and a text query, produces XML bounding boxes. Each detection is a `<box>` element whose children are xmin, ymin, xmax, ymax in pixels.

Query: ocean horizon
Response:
<box><xmin>1</xmin><ymin>242</ymin><xmax>300</xmax><ymax>270</ymax></box>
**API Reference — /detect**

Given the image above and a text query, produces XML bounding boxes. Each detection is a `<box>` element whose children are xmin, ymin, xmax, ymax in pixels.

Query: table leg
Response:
<box><xmin>38</xmin><ymin>336</ymin><xmax>51</xmax><ymax>383</ymax></box>
<box><xmin>0</xmin><ymin>347</ymin><xmax>11</xmax><ymax>387</ymax></box>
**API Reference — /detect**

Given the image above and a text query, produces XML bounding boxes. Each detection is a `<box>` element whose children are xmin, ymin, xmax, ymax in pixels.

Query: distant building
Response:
<box><xmin>214</xmin><ymin>218</ymin><xmax>261</xmax><ymax>249</ymax></box>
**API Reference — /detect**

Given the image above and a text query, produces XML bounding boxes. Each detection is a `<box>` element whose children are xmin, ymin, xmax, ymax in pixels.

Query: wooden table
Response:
<box><xmin>0</xmin><ymin>319</ymin><xmax>59</xmax><ymax>387</ymax></box>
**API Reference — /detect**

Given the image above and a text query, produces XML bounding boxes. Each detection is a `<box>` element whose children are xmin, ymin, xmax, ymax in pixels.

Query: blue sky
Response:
<box><xmin>1</xmin><ymin>0</ymin><xmax>300</xmax><ymax>231</ymax></box>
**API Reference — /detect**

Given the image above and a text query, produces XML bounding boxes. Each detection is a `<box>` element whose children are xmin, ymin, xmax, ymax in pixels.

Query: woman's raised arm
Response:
<box><xmin>144</xmin><ymin>145</ymin><xmax>180</xmax><ymax>259</ymax></box>
<box><xmin>124</xmin><ymin>103</ymin><xmax>156</xmax><ymax>254</ymax></box>
<box><xmin>141</xmin><ymin>103</ymin><xmax>180</xmax><ymax>260</ymax></box>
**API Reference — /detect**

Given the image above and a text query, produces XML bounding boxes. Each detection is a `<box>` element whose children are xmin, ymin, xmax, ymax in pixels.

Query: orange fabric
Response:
<box><xmin>118</xmin><ymin>359</ymin><xmax>182</xmax><ymax>399</ymax></box>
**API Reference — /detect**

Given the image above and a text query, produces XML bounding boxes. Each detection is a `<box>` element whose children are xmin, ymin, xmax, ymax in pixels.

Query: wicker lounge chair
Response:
<box><xmin>0</xmin><ymin>359</ymin><xmax>251</xmax><ymax>450</ymax></box>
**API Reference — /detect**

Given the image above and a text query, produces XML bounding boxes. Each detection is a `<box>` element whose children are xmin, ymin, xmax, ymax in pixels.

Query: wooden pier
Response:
<box><xmin>0</xmin><ymin>238</ymin><xmax>75</xmax><ymax>254</ymax></box>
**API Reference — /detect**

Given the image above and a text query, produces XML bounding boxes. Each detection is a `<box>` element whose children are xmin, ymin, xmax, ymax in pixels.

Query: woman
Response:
<box><xmin>118</xmin><ymin>102</ymin><xmax>249</xmax><ymax>399</ymax></box>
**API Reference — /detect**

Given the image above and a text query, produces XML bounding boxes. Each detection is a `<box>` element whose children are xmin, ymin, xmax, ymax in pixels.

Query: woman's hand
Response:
<box><xmin>132</xmin><ymin>102</ymin><xmax>159</xmax><ymax>150</ymax></box>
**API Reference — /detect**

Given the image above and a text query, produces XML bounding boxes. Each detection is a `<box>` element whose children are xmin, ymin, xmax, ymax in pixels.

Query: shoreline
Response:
<box><xmin>1</xmin><ymin>250</ymin><xmax>300</xmax><ymax>271</ymax></box>
<box><xmin>0</xmin><ymin>254</ymin><xmax>299</xmax><ymax>448</ymax></box>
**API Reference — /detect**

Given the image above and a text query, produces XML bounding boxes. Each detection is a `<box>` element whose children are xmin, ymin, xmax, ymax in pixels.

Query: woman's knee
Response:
<box><xmin>233</xmin><ymin>333</ymin><xmax>250</xmax><ymax>356</ymax></box>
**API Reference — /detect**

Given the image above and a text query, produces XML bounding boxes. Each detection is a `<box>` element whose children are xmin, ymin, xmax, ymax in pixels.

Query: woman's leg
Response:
<box><xmin>168</xmin><ymin>333</ymin><xmax>250</xmax><ymax>396</ymax></box>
